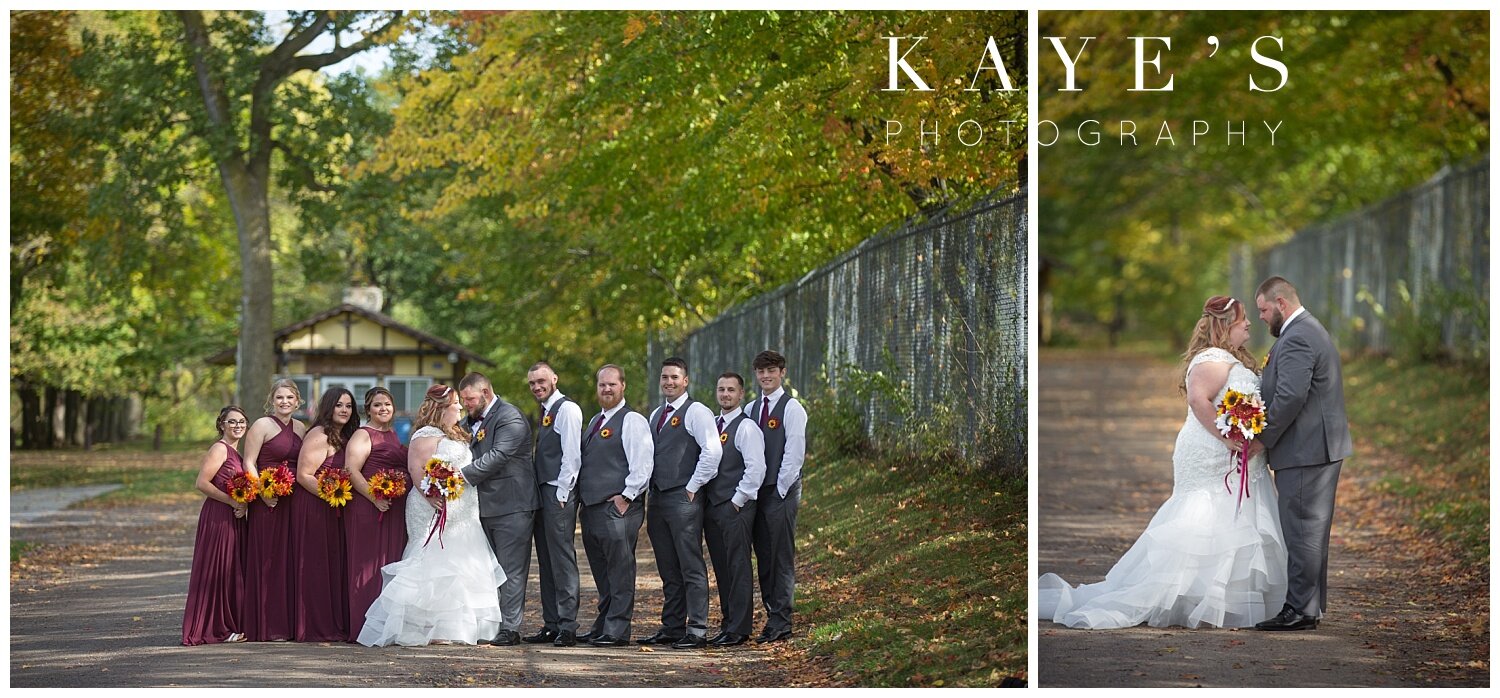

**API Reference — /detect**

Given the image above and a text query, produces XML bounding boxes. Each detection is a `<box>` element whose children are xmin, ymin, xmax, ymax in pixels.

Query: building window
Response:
<box><xmin>386</xmin><ymin>377</ymin><xmax>433</xmax><ymax>414</ymax></box>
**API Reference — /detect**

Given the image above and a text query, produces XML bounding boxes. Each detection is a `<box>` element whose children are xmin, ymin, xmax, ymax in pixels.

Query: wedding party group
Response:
<box><xmin>181</xmin><ymin>349</ymin><xmax>807</xmax><ymax>650</ymax></box>
<box><xmin>1038</xmin><ymin>276</ymin><xmax>1352</xmax><ymax>631</ymax></box>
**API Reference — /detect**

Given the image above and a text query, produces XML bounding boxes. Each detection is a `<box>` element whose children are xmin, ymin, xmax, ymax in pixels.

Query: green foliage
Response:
<box><xmin>1040</xmin><ymin>10</ymin><xmax>1489</xmax><ymax>342</ymax></box>
<box><xmin>11</xmin><ymin>541</ymin><xmax>40</xmax><ymax>564</ymax></box>
<box><xmin>1344</xmin><ymin>354</ymin><xmax>1488</xmax><ymax>565</ymax></box>
<box><xmin>797</xmin><ymin>447</ymin><xmax>1026</xmax><ymax>685</ymax></box>
<box><xmin>363</xmin><ymin>11</ymin><xmax>1026</xmax><ymax>404</ymax></box>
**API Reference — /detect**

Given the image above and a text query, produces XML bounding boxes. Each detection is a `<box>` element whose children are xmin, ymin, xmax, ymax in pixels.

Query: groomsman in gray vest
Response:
<box><xmin>1251</xmin><ymin>276</ymin><xmax>1353</xmax><ymax>631</ymax></box>
<box><xmin>458</xmin><ymin>372</ymin><xmax>540</xmax><ymax>647</ymax></box>
<box><xmin>703</xmin><ymin>371</ymin><xmax>766</xmax><ymax>647</ymax></box>
<box><xmin>576</xmin><ymin>364</ymin><xmax>654</xmax><ymax>647</ymax></box>
<box><xmin>748</xmin><ymin>350</ymin><xmax>807</xmax><ymax>643</ymax></box>
<box><xmin>638</xmin><ymin>357</ymin><xmax>723</xmax><ymax>649</ymax></box>
<box><xmin>523</xmin><ymin>361</ymin><xmax>583</xmax><ymax>647</ymax></box>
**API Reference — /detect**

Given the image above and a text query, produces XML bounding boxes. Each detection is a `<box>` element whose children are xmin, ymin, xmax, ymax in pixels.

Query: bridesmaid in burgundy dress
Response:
<box><xmin>182</xmin><ymin>406</ymin><xmax>251</xmax><ymax>646</ymax></box>
<box><xmin>241</xmin><ymin>379</ymin><xmax>307</xmax><ymax>641</ymax></box>
<box><xmin>343</xmin><ymin>387</ymin><xmax>411</xmax><ymax>640</ymax></box>
<box><xmin>291</xmin><ymin>388</ymin><xmax>358</xmax><ymax>642</ymax></box>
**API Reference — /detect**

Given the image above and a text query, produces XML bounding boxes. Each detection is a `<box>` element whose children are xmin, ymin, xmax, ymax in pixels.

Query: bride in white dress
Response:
<box><xmin>1039</xmin><ymin>295</ymin><xmax>1288</xmax><ymax>629</ymax></box>
<box><xmin>358</xmin><ymin>384</ymin><xmax>506</xmax><ymax>646</ymax></box>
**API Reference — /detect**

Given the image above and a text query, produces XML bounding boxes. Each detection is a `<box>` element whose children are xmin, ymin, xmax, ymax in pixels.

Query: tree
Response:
<box><xmin>173</xmin><ymin>10</ymin><xmax>407</xmax><ymax>406</ymax></box>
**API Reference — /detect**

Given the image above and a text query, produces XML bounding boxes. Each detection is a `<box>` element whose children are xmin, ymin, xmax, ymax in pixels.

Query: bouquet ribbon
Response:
<box><xmin>1224</xmin><ymin>439</ymin><xmax>1252</xmax><ymax>518</ymax></box>
<box><xmin>424</xmin><ymin>500</ymin><xmax>448</xmax><ymax>549</ymax></box>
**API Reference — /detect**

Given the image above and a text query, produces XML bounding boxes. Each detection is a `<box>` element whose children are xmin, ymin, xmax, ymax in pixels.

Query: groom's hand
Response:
<box><xmin>612</xmin><ymin>495</ymin><xmax>629</xmax><ymax>515</ymax></box>
<box><xmin>1248</xmin><ymin>440</ymin><xmax>1266</xmax><ymax>458</ymax></box>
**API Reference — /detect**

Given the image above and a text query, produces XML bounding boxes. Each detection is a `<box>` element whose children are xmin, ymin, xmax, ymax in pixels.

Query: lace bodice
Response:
<box><xmin>404</xmin><ymin>426</ymin><xmax>478</xmax><ymax>542</ymax></box>
<box><xmin>1172</xmin><ymin>348</ymin><xmax>1268</xmax><ymax>493</ymax></box>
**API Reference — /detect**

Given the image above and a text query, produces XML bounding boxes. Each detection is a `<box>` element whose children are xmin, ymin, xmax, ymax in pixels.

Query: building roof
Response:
<box><xmin>207</xmin><ymin>303</ymin><xmax>494</xmax><ymax>367</ymax></box>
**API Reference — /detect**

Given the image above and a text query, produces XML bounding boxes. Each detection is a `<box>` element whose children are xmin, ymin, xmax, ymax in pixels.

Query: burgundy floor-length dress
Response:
<box><xmin>244</xmin><ymin>417</ymin><xmax>301</xmax><ymax>641</ymax></box>
<box><xmin>292</xmin><ymin>449</ymin><xmax>349</xmax><ymax>642</ymax></box>
<box><xmin>182</xmin><ymin>441</ymin><xmax>248</xmax><ymax>646</ymax></box>
<box><xmin>344</xmin><ymin>426</ymin><xmax>410</xmax><ymax>641</ymax></box>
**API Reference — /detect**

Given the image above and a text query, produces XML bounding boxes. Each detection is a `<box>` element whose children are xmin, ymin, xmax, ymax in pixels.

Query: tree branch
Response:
<box><xmin>287</xmin><ymin>11</ymin><xmax>405</xmax><ymax>75</ymax></box>
<box><xmin>176</xmin><ymin>11</ymin><xmax>242</xmax><ymax>163</ymax></box>
<box><xmin>648</xmin><ymin>266</ymin><xmax>709</xmax><ymax>324</ymax></box>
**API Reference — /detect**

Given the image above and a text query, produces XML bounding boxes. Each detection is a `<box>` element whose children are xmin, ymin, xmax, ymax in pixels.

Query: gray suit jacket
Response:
<box><xmin>1259</xmin><ymin>311</ymin><xmax>1353</xmax><ymax>469</ymax></box>
<box><xmin>462</xmin><ymin>397</ymin><xmax>541</xmax><ymax>516</ymax></box>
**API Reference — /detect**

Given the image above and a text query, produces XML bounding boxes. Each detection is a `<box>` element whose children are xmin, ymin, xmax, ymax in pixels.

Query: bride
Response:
<box><xmin>1039</xmin><ymin>295</ymin><xmax>1288</xmax><ymax>629</ymax></box>
<box><xmin>358</xmin><ymin>384</ymin><xmax>506</xmax><ymax>646</ymax></box>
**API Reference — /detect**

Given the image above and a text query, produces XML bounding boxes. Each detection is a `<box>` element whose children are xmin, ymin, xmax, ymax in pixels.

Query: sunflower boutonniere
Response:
<box><xmin>767</xmin><ymin>418</ymin><xmax>780</xmax><ymax>430</ymax></box>
<box><xmin>1260</xmin><ymin>352</ymin><xmax>1270</xmax><ymax>371</ymax></box>
<box><xmin>599</xmin><ymin>427</ymin><xmax>614</xmax><ymax>440</ymax></box>
<box><xmin>669</xmin><ymin>416</ymin><xmax>681</xmax><ymax>428</ymax></box>
<box><xmin>541</xmin><ymin>414</ymin><xmax>553</xmax><ymax>428</ymax></box>
<box><xmin>473</xmin><ymin>427</ymin><xmax>486</xmax><ymax>443</ymax></box>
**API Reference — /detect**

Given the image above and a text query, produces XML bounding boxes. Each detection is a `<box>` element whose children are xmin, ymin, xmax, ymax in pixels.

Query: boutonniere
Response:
<box><xmin>541</xmin><ymin>415</ymin><xmax>553</xmax><ymax>427</ymax></box>
<box><xmin>669</xmin><ymin>416</ymin><xmax>681</xmax><ymax>428</ymax></box>
<box><xmin>718</xmin><ymin>431</ymin><xmax>729</xmax><ymax>443</ymax></box>
<box><xmin>599</xmin><ymin>428</ymin><xmax>613</xmax><ymax>439</ymax></box>
<box><xmin>1260</xmin><ymin>353</ymin><xmax>1270</xmax><ymax>370</ymax></box>
<box><xmin>767</xmin><ymin>418</ymin><xmax>780</xmax><ymax>430</ymax></box>
<box><xmin>473</xmin><ymin>427</ymin><xmax>486</xmax><ymax>443</ymax></box>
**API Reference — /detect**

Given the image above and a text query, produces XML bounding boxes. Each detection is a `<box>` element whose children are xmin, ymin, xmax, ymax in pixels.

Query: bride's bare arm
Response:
<box><xmin>407</xmin><ymin>435</ymin><xmax>445</xmax><ymax>510</ymax></box>
<box><xmin>1186</xmin><ymin>361</ymin><xmax>1240</xmax><ymax>451</ymax></box>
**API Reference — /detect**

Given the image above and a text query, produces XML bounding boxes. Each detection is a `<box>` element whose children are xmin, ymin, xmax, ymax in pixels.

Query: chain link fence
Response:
<box><xmin>648</xmin><ymin>188</ymin><xmax>1028</xmax><ymax>474</ymax></box>
<box><xmin>1232</xmin><ymin>158</ymin><xmax>1489</xmax><ymax>357</ymax></box>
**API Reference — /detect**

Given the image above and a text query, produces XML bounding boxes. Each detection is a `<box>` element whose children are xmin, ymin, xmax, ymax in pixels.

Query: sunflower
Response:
<box><xmin>542</xmin><ymin>415</ymin><xmax>553</xmax><ymax>427</ymax></box>
<box><xmin>719</xmin><ymin>432</ymin><xmax>729</xmax><ymax>443</ymax></box>
<box><xmin>767</xmin><ymin>418</ymin><xmax>780</xmax><ymax>430</ymax></box>
<box><xmin>326</xmin><ymin>480</ymin><xmax>354</xmax><ymax>507</ymax></box>
<box><xmin>1222</xmin><ymin>390</ymin><xmax>1243</xmax><ymax>409</ymax></box>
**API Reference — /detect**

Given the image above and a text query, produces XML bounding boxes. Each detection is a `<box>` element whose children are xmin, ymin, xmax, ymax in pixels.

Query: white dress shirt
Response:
<box><xmin>719</xmin><ymin>408</ymin><xmax>767</xmax><ymax>508</ymax></box>
<box><xmin>589</xmin><ymin>401</ymin><xmax>654</xmax><ymax>502</ymax></box>
<box><xmin>752</xmin><ymin>387</ymin><xmax>807</xmax><ymax>498</ymax></box>
<box><xmin>539</xmin><ymin>391</ymin><xmax>584</xmax><ymax>504</ymax></box>
<box><xmin>649</xmin><ymin>394</ymin><xmax>723</xmax><ymax>495</ymax></box>
<box><xmin>1281</xmin><ymin>305</ymin><xmax>1307</xmax><ymax>334</ymax></box>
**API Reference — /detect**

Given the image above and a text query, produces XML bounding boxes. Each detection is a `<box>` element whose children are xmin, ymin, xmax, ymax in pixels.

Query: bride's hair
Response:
<box><xmin>1179</xmin><ymin>295</ymin><xmax>1258</xmax><ymax>394</ymax></box>
<box><xmin>413</xmin><ymin>384</ymin><xmax>469</xmax><ymax>442</ymax></box>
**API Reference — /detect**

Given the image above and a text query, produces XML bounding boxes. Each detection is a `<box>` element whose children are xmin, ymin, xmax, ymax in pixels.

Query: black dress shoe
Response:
<box><xmin>488</xmin><ymin>629</ymin><xmax>521</xmax><ymax>646</ymax></box>
<box><xmin>576</xmin><ymin>630</ymin><xmax>598</xmax><ymax>643</ymax></box>
<box><xmin>1254</xmin><ymin>606</ymin><xmax>1318</xmax><ymax>631</ymax></box>
<box><xmin>754</xmin><ymin>629</ymin><xmax>792</xmax><ymax>644</ymax></box>
<box><xmin>671</xmin><ymin>634</ymin><xmax>708</xmax><ymax>649</ymax></box>
<box><xmin>707</xmin><ymin>631</ymin><xmax>730</xmax><ymax>644</ymax></box>
<box><xmin>636</xmin><ymin>630</ymin><xmax>685</xmax><ymax>645</ymax></box>
<box><xmin>589</xmin><ymin>634</ymin><xmax>630</xmax><ymax>647</ymax></box>
<box><xmin>553</xmin><ymin>630</ymin><xmax>578</xmax><ymax>647</ymax></box>
<box><xmin>522</xmin><ymin>628</ymin><xmax>558</xmax><ymax>644</ymax></box>
<box><xmin>710</xmin><ymin>632</ymin><xmax>748</xmax><ymax>647</ymax></box>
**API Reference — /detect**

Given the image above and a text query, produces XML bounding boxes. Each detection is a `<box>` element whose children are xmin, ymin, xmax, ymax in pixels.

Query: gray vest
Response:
<box><xmin>532</xmin><ymin>397</ymin><xmax>573</xmax><ymax>485</ymax></box>
<box><xmin>707</xmin><ymin>412</ymin><xmax>752</xmax><ymax>505</ymax></box>
<box><xmin>651</xmin><ymin>398</ymin><xmax>701</xmax><ymax>491</ymax></box>
<box><xmin>753</xmin><ymin>393</ymin><xmax>793</xmax><ymax>490</ymax></box>
<box><xmin>578</xmin><ymin>407</ymin><xmax>631</xmax><ymax>506</ymax></box>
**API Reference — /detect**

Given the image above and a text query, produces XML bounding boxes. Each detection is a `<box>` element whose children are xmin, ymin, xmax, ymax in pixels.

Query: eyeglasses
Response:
<box><xmin>224</xmin><ymin>419</ymin><xmax>248</xmax><ymax>426</ymax></box>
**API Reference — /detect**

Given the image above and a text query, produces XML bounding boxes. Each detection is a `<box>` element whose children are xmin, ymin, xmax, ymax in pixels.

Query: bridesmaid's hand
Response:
<box><xmin>260</xmin><ymin>492</ymin><xmax>279</xmax><ymax>508</ymax></box>
<box><xmin>232</xmin><ymin>502</ymin><xmax>248</xmax><ymax>519</ymax></box>
<box><xmin>371</xmin><ymin>496</ymin><xmax>391</xmax><ymax>513</ymax></box>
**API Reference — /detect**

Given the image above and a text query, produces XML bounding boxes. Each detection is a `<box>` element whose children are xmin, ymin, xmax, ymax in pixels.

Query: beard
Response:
<box><xmin>1268</xmin><ymin>309</ymin><xmax>1286</xmax><ymax>337</ymax></box>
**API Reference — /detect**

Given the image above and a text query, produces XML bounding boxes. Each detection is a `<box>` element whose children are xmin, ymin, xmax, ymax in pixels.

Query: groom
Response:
<box><xmin>1250</xmin><ymin>277</ymin><xmax>1353</xmax><ymax>632</ymax></box>
<box><xmin>458</xmin><ymin>372</ymin><xmax>540</xmax><ymax>646</ymax></box>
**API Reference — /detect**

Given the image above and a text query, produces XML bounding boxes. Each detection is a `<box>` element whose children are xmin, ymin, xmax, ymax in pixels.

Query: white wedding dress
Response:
<box><xmin>358</xmin><ymin>427</ymin><xmax>506</xmax><ymax>646</ymax></box>
<box><xmin>1038</xmin><ymin>348</ymin><xmax>1289</xmax><ymax>628</ymax></box>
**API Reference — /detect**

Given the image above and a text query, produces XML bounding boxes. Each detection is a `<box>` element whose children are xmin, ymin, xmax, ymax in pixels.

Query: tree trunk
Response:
<box><xmin>64</xmin><ymin>389</ymin><xmax>82</xmax><ymax>446</ymax></box>
<box><xmin>221</xmin><ymin>160</ymin><xmax>276</xmax><ymax>410</ymax></box>
<box><xmin>45</xmin><ymin>385</ymin><xmax>61</xmax><ymax>449</ymax></box>
<box><xmin>18</xmin><ymin>382</ymin><xmax>40</xmax><ymax>449</ymax></box>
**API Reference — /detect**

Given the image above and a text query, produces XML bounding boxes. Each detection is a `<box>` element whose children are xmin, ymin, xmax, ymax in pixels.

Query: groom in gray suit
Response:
<box><xmin>1250</xmin><ymin>277</ymin><xmax>1353</xmax><ymax>631</ymax></box>
<box><xmin>459</xmin><ymin>372</ymin><xmax>540</xmax><ymax>646</ymax></box>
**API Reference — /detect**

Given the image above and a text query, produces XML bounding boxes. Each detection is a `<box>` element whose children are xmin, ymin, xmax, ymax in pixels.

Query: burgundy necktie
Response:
<box><xmin>586</xmin><ymin>414</ymin><xmax>604</xmax><ymax>443</ymax></box>
<box><xmin>539</xmin><ymin>403</ymin><xmax>549</xmax><ymax>428</ymax></box>
<box><xmin>656</xmin><ymin>404</ymin><xmax>674</xmax><ymax>432</ymax></box>
<box><xmin>760</xmin><ymin>397</ymin><xmax>770</xmax><ymax>428</ymax></box>
<box><xmin>716</xmin><ymin>416</ymin><xmax>725</xmax><ymax>434</ymax></box>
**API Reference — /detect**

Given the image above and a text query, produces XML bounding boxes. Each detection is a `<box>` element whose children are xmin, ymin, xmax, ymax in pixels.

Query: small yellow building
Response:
<box><xmin>211</xmin><ymin>297</ymin><xmax>492</xmax><ymax>417</ymax></box>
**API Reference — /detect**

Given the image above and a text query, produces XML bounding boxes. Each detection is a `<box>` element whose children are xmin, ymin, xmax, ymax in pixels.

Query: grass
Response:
<box><xmin>1342</xmin><ymin>353</ymin><xmax>1489</xmax><ymax>564</ymax></box>
<box><xmin>794</xmin><ymin>449</ymin><xmax>1026</xmax><ymax>686</ymax></box>
<box><xmin>12</xmin><ymin>540</ymin><xmax>40</xmax><ymax>563</ymax></box>
<box><xmin>10</xmin><ymin>449</ymin><xmax>202</xmax><ymax>506</ymax></box>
